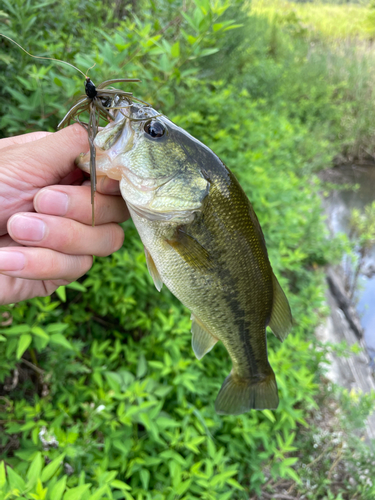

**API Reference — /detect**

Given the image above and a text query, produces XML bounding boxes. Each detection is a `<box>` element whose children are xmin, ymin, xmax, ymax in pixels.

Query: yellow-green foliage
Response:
<box><xmin>1</xmin><ymin>0</ymin><xmax>375</xmax><ymax>499</ymax></box>
<box><xmin>252</xmin><ymin>0</ymin><xmax>372</xmax><ymax>40</ymax></box>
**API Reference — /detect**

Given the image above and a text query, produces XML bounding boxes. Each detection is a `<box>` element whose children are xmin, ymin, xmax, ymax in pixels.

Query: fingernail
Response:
<box><xmin>0</xmin><ymin>251</ymin><xmax>25</xmax><ymax>271</ymax></box>
<box><xmin>9</xmin><ymin>215</ymin><xmax>46</xmax><ymax>242</ymax></box>
<box><xmin>35</xmin><ymin>189</ymin><xmax>69</xmax><ymax>216</ymax></box>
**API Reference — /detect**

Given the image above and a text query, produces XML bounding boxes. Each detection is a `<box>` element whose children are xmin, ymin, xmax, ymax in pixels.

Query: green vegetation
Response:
<box><xmin>253</xmin><ymin>0</ymin><xmax>372</xmax><ymax>39</ymax></box>
<box><xmin>250</xmin><ymin>0</ymin><xmax>375</xmax><ymax>161</ymax></box>
<box><xmin>0</xmin><ymin>0</ymin><xmax>375</xmax><ymax>499</ymax></box>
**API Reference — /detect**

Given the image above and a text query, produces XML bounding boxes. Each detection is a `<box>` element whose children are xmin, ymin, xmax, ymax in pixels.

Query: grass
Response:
<box><xmin>252</xmin><ymin>0</ymin><xmax>373</xmax><ymax>40</ymax></box>
<box><xmin>249</xmin><ymin>0</ymin><xmax>375</xmax><ymax>161</ymax></box>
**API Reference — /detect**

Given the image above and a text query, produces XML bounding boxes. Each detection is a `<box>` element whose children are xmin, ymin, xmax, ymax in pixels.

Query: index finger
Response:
<box><xmin>6</xmin><ymin>124</ymin><xmax>89</xmax><ymax>188</ymax></box>
<box><xmin>0</xmin><ymin>131</ymin><xmax>52</xmax><ymax>151</ymax></box>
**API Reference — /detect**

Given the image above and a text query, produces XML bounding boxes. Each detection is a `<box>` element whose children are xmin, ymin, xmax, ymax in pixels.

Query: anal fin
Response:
<box><xmin>215</xmin><ymin>370</ymin><xmax>279</xmax><ymax>415</ymax></box>
<box><xmin>191</xmin><ymin>314</ymin><xmax>218</xmax><ymax>360</ymax></box>
<box><xmin>268</xmin><ymin>272</ymin><xmax>293</xmax><ymax>342</ymax></box>
<box><xmin>144</xmin><ymin>247</ymin><xmax>163</xmax><ymax>292</ymax></box>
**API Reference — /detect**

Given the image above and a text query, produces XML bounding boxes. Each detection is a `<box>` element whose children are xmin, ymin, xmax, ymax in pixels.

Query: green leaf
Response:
<box><xmin>136</xmin><ymin>354</ymin><xmax>147</xmax><ymax>378</ymax></box>
<box><xmin>262</xmin><ymin>409</ymin><xmax>276</xmax><ymax>423</ymax></box>
<box><xmin>92</xmin><ymin>371</ymin><xmax>103</xmax><ymax>388</ymax></box>
<box><xmin>0</xmin><ymin>324</ymin><xmax>31</xmax><ymax>335</ymax></box>
<box><xmin>49</xmin><ymin>333</ymin><xmax>74</xmax><ymax>350</ymax></box>
<box><xmin>227</xmin><ymin>478</ymin><xmax>244</xmax><ymax>490</ymax></box>
<box><xmin>187</xmin><ymin>35</ymin><xmax>197</xmax><ymax>45</ymax></box>
<box><xmin>46</xmin><ymin>323</ymin><xmax>69</xmax><ymax>333</ymax></box>
<box><xmin>139</xmin><ymin>469</ymin><xmax>150</xmax><ymax>490</ymax></box>
<box><xmin>223</xmin><ymin>24</ymin><xmax>243</xmax><ymax>32</ymax></box>
<box><xmin>171</xmin><ymin>41</ymin><xmax>180</xmax><ymax>58</ymax></box>
<box><xmin>89</xmin><ymin>485</ymin><xmax>108</xmax><ymax>500</ymax></box>
<box><xmin>66</xmin><ymin>282</ymin><xmax>87</xmax><ymax>292</ymax></box>
<box><xmin>16</xmin><ymin>334</ymin><xmax>32</xmax><ymax>359</ymax></box>
<box><xmin>284</xmin><ymin>467</ymin><xmax>301</xmax><ymax>484</ymax></box>
<box><xmin>35</xmin><ymin>478</ymin><xmax>48</xmax><ymax>499</ymax></box>
<box><xmin>104</xmin><ymin>371</ymin><xmax>122</xmax><ymax>392</ymax></box>
<box><xmin>31</xmin><ymin>326</ymin><xmax>49</xmax><ymax>340</ymax></box>
<box><xmin>0</xmin><ymin>334</ymin><xmax>6</xmax><ymax>341</ymax></box>
<box><xmin>63</xmin><ymin>484</ymin><xmax>91</xmax><ymax>500</ymax></box>
<box><xmin>101</xmin><ymin>471</ymin><xmax>117</xmax><ymax>484</ymax></box>
<box><xmin>0</xmin><ymin>461</ymin><xmax>5</xmax><ymax>488</ymax></box>
<box><xmin>175</xmin><ymin>479</ymin><xmax>192</xmax><ymax>495</ymax></box>
<box><xmin>40</xmin><ymin>452</ymin><xmax>65</xmax><ymax>482</ymax></box>
<box><xmin>111</xmin><ymin>479</ymin><xmax>131</xmax><ymax>491</ymax></box>
<box><xmin>7</xmin><ymin>465</ymin><xmax>25</xmax><ymax>492</ymax></box>
<box><xmin>27</xmin><ymin>452</ymin><xmax>43</xmax><ymax>487</ymax></box>
<box><xmin>283</xmin><ymin>457</ymin><xmax>298</xmax><ymax>467</ymax></box>
<box><xmin>199</xmin><ymin>48</ymin><xmax>219</xmax><ymax>58</ymax></box>
<box><xmin>56</xmin><ymin>286</ymin><xmax>66</xmax><ymax>302</ymax></box>
<box><xmin>49</xmin><ymin>475</ymin><xmax>67</xmax><ymax>500</ymax></box>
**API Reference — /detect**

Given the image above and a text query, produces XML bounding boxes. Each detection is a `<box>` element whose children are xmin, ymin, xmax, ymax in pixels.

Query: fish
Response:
<box><xmin>77</xmin><ymin>103</ymin><xmax>293</xmax><ymax>415</ymax></box>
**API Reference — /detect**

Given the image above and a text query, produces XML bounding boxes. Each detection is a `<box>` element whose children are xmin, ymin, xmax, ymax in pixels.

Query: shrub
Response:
<box><xmin>1</xmin><ymin>0</ymin><xmax>374</xmax><ymax>498</ymax></box>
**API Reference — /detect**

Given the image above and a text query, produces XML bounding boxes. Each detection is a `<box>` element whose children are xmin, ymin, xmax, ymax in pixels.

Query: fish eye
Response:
<box><xmin>144</xmin><ymin>120</ymin><xmax>165</xmax><ymax>138</ymax></box>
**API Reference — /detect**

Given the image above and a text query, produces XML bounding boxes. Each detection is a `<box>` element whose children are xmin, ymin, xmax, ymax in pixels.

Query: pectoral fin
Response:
<box><xmin>268</xmin><ymin>273</ymin><xmax>292</xmax><ymax>341</ymax></box>
<box><xmin>166</xmin><ymin>228</ymin><xmax>214</xmax><ymax>273</ymax></box>
<box><xmin>144</xmin><ymin>247</ymin><xmax>163</xmax><ymax>292</ymax></box>
<box><xmin>191</xmin><ymin>314</ymin><xmax>218</xmax><ymax>360</ymax></box>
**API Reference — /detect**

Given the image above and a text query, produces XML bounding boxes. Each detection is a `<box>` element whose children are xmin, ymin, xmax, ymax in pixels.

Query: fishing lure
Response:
<box><xmin>0</xmin><ymin>34</ymin><xmax>140</xmax><ymax>224</ymax></box>
<box><xmin>57</xmin><ymin>76</ymin><xmax>139</xmax><ymax>225</ymax></box>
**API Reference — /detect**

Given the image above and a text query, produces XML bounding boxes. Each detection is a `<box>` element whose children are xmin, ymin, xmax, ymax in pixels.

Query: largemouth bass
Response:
<box><xmin>77</xmin><ymin>103</ymin><xmax>293</xmax><ymax>415</ymax></box>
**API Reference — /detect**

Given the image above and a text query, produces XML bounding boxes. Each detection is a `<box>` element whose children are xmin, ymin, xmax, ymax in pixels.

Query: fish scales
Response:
<box><xmin>77</xmin><ymin>102</ymin><xmax>293</xmax><ymax>415</ymax></box>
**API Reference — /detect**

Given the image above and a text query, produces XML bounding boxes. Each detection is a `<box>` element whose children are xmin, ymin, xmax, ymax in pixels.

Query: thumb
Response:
<box><xmin>10</xmin><ymin>124</ymin><xmax>89</xmax><ymax>187</ymax></box>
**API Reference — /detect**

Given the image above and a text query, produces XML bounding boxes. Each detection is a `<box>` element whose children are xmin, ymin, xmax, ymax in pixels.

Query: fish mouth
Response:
<box><xmin>76</xmin><ymin>112</ymin><xmax>174</xmax><ymax>191</ymax></box>
<box><xmin>75</xmin><ymin>113</ymin><xmax>132</xmax><ymax>180</ymax></box>
<box><xmin>119</xmin><ymin>163</ymin><xmax>175</xmax><ymax>192</ymax></box>
<box><xmin>77</xmin><ymin>148</ymin><xmax>173</xmax><ymax>191</ymax></box>
<box><xmin>76</xmin><ymin>102</ymin><xmax>173</xmax><ymax>195</ymax></box>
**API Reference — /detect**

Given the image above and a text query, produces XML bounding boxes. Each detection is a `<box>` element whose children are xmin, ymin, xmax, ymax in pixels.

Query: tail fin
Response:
<box><xmin>215</xmin><ymin>371</ymin><xmax>279</xmax><ymax>415</ymax></box>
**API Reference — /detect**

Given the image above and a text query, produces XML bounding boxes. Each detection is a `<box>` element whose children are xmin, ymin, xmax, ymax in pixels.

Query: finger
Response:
<box><xmin>97</xmin><ymin>176</ymin><xmax>121</xmax><ymax>195</ymax></box>
<box><xmin>6</xmin><ymin>124</ymin><xmax>89</xmax><ymax>187</ymax></box>
<box><xmin>0</xmin><ymin>234</ymin><xmax>21</xmax><ymax>248</ymax></box>
<box><xmin>59</xmin><ymin>167</ymin><xmax>87</xmax><ymax>186</ymax></box>
<box><xmin>81</xmin><ymin>176</ymin><xmax>121</xmax><ymax>195</ymax></box>
<box><xmin>0</xmin><ymin>131</ymin><xmax>52</xmax><ymax>151</ymax></box>
<box><xmin>8</xmin><ymin>213</ymin><xmax>125</xmax><ymax>257</ymax></box>
<box><xmin>0</xmin><ymin>275</ymin><xmax>71</xmax><ymax>305</ymax></box>
<box><xmin>0</xmin><ymin>247</ymin><xmax>92</xmax><ymax>281</ymax></box>
<box><xmin>34</xmin><ymin>185</ymin><xmax>129</xmax><ymax>225</ymax></box>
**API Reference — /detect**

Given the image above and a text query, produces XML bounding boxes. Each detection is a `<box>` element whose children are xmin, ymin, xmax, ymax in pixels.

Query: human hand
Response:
<box><xmin>0</xmin><ymin>125</ymin><xmax>129</xmax><ymax>305</ymax></box>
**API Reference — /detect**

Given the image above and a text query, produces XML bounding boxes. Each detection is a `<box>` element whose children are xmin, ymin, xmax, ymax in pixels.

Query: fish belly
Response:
<box><xmin>130</xmin><ymin>209</ymin><xmax>278</xmax><ymax>414</ymax></box>
<box><xmin>132</xmin><ymin>208</ymin><xmax>272</xmax><ymax>378</ymax></box>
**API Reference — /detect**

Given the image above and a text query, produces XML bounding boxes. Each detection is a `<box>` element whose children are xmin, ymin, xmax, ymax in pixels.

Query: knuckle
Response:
<box><xmin>56</xmin><ymin>253</ymin><xmax>92</xmax><ymax>281</ymax></box>
<box><xmin>48</xmin><ymin>251</ymin><xmax>64</xmax><ymax>277</ymax></box>
<box><xmin>59</xmin><ymin>220</ymin><xmax>77</xmax><ymax>250</ymax></box>
<box><xmin>96</xmin><ymin>224</ymin><xmax>124</xmax><ymax>257</ymax></box>
<box><xmin>70</xmin><ymin>123</ymin><xmax>89</xmax><ymax>142</ymax></box>
<box><xmin>109</xmin><ymin>225</ymin><xmax>125</xmax><ymax>253</ymax></box>
<box><xmin>80</xmin><ymin>255</ymin><xmax>93</xmax><ymax>275</ymax></box>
